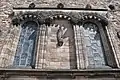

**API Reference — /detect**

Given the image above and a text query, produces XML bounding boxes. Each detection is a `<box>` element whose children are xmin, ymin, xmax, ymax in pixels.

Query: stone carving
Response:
<box><xmin>29</xmin><ymin>3</ymin><xmax>36</xmax><ymax>8</ymax></box>
<box><xmin>57</xmin><ymin>3</ymin><xmax>64</xmax><ymax>8</ymax></box>
<box><xmin>108</xmin><ymin>4</ymin><xmax>115</xmax><ymax>10</ymax></box>
<box><xmin>12</xmin><ymin>11</ymin><xmax>108</xmax><ymax>26</ymax></box>
<box><xmin>12</xmin><ymin>18</ymin><xmax>20</xmax><ymax>26</ymax></box>
<box><xmin>12</xmin><ymin>12</ymin><xmax>40</xmax><ymax>26</ymax></box>
<box><xmin>56</xmin><ymin>25</ymin><xmax>67</xmax><ymax>46</ymax></box>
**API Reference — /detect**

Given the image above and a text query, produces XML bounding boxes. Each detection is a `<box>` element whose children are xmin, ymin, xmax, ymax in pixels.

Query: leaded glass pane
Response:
<box><xmin>14</xmin><ymin>21</ymin><xmax>38</xmax><ymax>67</ymax></box>
<box><xmin>82</xmin><ymin>23</ymin><xmax>107</xmax><ymax>68</ymax></box>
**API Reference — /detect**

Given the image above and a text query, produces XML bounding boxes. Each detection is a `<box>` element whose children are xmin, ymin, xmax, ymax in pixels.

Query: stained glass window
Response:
<box><xmin>14</xmin><ymin>21</ymin><xmax>38</xmax><ymax>67</ymax></box>
<box><xmin>82</xmin><ymin>23</ymin><xmax>108</xmax><ymax>68</ymax></box>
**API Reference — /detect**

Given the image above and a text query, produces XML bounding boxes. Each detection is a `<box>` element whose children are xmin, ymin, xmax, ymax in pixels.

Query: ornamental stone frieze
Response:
<box><xmin>12</xmin><ymin>10</ymin><xmax>108</xmax><ymax>26</ymax></box>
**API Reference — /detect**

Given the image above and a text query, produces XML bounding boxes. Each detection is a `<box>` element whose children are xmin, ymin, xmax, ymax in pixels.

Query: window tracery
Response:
<box><xmin>13</xmin><ymin>21</ymin><xmax>38</xmax><ymax>67</ymax></box>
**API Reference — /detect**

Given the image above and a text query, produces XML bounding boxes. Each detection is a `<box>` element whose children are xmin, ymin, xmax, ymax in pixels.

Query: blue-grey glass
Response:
<box><xmin>14</xmin><ymin>21</ymin><xmax>38</xmax><ymax>67</ymax></box>
<box><xmin>83</xmin><ymin>23</ymin><xmax>106</xmax><ymax>68</ymax></box>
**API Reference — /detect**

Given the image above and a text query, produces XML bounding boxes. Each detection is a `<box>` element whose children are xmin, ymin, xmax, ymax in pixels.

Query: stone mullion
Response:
<box><xmin>73</xmin><ymin>25</ymin><xmax>80</xmax><ymax>69</ymax></box>
<box><xmin>38</xmin><ymin>24</ymin><xmax>46</xmax><ymax>69</ymax></box>
<box><xmin>80</xmin><ymin>26</ymin><xmax>88</xmax><ymax>69</ymax></box>
<box><xmin>42</xmin><ymin>24</ymin><xmax>47</xmax><ymax>69</ymax></box>
<box><xmin>44</xmin><ymin>25</ymin><xmax>48</xmax><ymax>68</ymax></box>
<box><xmin>77</xmin><ymin>25</ymin><xmax>86</xmax><ymax>69</ymax></box>
<box><xmin>39</xmin><ymin>25</ymin><xmax>45</xmax><ymax>69</ymax></box>
<box><xmin>73</xmin><ymin>25</ymin><xmax>85</xmax><ymax>69</ymax></box>
<box><xmin>36</xmin><ymin>25</ymin><xmax>42</xmax><ymax>69</ymax></box>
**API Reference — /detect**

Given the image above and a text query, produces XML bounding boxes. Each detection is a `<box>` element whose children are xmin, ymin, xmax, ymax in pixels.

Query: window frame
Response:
<box><xmin>81</xmin><ymin>19</ymin><xmax>118</xmax><ymax>68</ymax></box>
<box><xmin>13</xmin><ymin>20</ymin><xmax>40</xmax><ymax>69</ymax></box>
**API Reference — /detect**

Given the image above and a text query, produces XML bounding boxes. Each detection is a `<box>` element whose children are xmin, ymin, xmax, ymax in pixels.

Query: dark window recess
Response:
<box><xmin>13</xmin><ymin>21</ymin><xmax>38</xmax><ymax>68</ymax></box>
<box><xmin>82</xmin><ymin>21</ymin><xmax>117</xmax><ymax>68</ymax></box>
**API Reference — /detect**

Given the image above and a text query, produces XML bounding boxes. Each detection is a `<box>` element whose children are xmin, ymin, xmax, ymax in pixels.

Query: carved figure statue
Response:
<box><xmin>56</xmin><ymin>26</ymin><xmax>67</xmax><ymax>46</ymax></box>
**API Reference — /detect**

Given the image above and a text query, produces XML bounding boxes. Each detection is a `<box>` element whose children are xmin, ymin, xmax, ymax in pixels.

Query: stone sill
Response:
<box><xmin>0</xmin><ymin>68</ymin><xmax>120</xmax><ymax>78</ymax></box>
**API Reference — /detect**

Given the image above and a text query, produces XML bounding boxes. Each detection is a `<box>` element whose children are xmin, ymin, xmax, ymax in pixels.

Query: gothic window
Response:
<box><xmin>13</xmin><ymin>21</ymin><xmax>38</xmax><ymax>68</ymax></box>
<box><xmin>82</xmin><ymin>22</ymin><xmax>107</xmax><ymax>68</ymax></box>
<box><xmin>80</xmin><ymin>21</ymin><xmax>117</xmax><ymax>68</ymax></box>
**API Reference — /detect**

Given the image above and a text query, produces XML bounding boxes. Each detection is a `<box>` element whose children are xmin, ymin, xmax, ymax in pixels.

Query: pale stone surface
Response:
<box><xmin>0</xmin><ymin>0</ymin><xmax>120</xmax><ymax>68</ymax></box>
<box><xmin>37</xmin><ymin>22</ymin><xmax>75</xmax><ymax>69</ymax></box>
<box><xmin>0</xmin><ymin>0</ymin><xmax>120</xmax><ymax>79</ymax></box>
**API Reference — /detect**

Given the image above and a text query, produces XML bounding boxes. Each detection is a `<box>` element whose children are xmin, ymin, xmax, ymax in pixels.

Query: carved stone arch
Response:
<box><xmin>80</xmin><ymin>13</ymin><xmax>108</xmax><ymax>26</ymax></box>
<box><xmin>49</xmin><ymin>14</ymin><xmax>72</xmax><ymax>21</ymax></box>
<box><xmin>12</xmin><ymin>12</ymin><xmax>41</xmax><ymax>26</ymax></box>
<box><xmin>37</xmin><ymin>11</ymin><xmax>82</xmax><ymax>25</ymax></box>
<box><xmin>21</xmin><ymin>14</ymin><xmax>40</xmax><ymax>25</ymax></box>
<box><xmin>13</xmin><ymin>12</ymin><xmax>41</xmax><ymax>68</ymax></box>
<box><xmin>45</xmin><ymin>14</ymin><xmax>75</xmax><ymax>26</ymax></box>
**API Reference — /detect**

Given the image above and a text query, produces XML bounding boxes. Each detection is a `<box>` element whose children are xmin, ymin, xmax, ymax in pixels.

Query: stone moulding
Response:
<box><xmin>0</xmin><ymin>69</ymin><xmax>120</xmax><ymax>78</ymax></box>
<box><xmin>12</xmin><ymin>10</ymin><xmax>108</xmax><ymax>26</ymax></box>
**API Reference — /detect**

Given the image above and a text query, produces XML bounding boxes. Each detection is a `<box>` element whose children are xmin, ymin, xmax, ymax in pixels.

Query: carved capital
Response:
<box><xmin>12</xmin><ymin>18</ymin><xmax>20</xmax><ymax>26</ymax></box>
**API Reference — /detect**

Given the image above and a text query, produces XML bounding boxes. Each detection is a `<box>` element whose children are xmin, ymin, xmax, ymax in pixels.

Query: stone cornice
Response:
<box><xmin>0</xmin><ymin>69</ymin><xmax>120</xmax><ymax>78</ymax></box>
<box><xmin>13</xmin><ymin>7</ymin><xmax>108</xmax><ymax>11</ymax></box>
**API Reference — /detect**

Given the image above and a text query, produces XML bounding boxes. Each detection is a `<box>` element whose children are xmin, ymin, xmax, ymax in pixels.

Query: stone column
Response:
<box><xmin>36</xmin><ymin>24</ymin><xmax>47</xmax><ymax>69</ymax></box>
<box><xmin>73</xmin><ymin>25</ymin><xmax>85</xmax><ymax>69</ymax></box>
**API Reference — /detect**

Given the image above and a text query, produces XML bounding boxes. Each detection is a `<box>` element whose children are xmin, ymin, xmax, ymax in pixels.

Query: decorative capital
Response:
<box><xmin>12</xmin><ymin>18</ymin><xmax>20</xmax><ymax>26</ymax></box>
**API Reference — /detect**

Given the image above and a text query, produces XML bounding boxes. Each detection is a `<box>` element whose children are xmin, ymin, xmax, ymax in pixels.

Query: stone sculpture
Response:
<box><xmin>56</xmin><ymin>26</ymin><xmax>67</xmax><ymax>46</ymax></box>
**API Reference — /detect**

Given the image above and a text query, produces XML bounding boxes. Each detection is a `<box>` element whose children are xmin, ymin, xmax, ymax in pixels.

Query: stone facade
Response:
<box><xmin>1</xmin><ymin>0</ymin><xmax>120</xmax><ymax>80</ymax></box>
